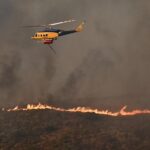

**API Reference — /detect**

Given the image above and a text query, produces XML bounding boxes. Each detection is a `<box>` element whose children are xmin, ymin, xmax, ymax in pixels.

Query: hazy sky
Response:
<box><xmin>0</xmin><ymin>0</ymin><xmax>150</xmax><ymax>109</ymax></box>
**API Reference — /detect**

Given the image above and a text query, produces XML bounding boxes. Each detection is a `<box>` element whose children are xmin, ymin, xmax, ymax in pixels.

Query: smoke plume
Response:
<box><xmin>0</xmin><ymin>0</ymin><xmax>150</xmax><ymax>109</ymax></box>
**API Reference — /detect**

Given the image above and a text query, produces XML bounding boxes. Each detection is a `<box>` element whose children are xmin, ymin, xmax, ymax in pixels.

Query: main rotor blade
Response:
<box><xmin>22</xmin><ymin>19</ymin><xmax>76</xmax><ymax>28</ymax></box>
<box><xmin>22</xmin><ymin>25</ymin><xmax>47</xmax><ymax>28</ymax></box>
<box><xmin>48</xmin><ymin>19</ymin><xmax>76</xmax><ymax>26</ymax></box>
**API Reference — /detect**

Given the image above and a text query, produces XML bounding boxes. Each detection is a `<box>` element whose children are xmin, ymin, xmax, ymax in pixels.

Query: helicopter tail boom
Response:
<box><xmin>58</xmin><ymin>21</ymin><xmax>85</xmax><ymax>36</ymax></box>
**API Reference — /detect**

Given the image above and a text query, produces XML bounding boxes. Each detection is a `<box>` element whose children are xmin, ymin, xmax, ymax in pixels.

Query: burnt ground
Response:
<box><xmin>0</xmin><ymin>110</ymin><xmax>150</xmax><ymax>150</ymax></box>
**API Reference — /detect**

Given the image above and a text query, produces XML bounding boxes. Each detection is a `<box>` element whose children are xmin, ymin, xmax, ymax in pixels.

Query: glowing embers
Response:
<box><xmin>3</xmin><ymin>103</ymin><xmax>150</xmax><ymax>117</ymax></box>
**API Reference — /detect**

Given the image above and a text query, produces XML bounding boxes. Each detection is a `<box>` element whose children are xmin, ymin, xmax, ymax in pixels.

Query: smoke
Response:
<box><xmin>0</xmin><ymin>0</ymin><xmax>150</xmax><ymax>109</ymax></box>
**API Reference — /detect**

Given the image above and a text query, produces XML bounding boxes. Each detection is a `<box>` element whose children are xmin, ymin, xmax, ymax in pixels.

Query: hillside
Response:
<box><xmin>0</xmin><ymin>110</ymin><xmax>150</xmax><ymax>150</ymax></box>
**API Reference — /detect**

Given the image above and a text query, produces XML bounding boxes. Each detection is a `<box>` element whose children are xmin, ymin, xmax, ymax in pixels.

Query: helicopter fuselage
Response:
<box><xmin>32</xmin><ymin>32</ymin><xmax>58</xmax><ymax>39</ymax></box>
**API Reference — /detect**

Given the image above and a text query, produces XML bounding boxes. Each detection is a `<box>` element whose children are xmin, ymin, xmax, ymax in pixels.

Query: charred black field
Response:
<box><xmin>0</xmin><ymin>110</ymin><xmax>150</xmax><ymax>150</ymax></box>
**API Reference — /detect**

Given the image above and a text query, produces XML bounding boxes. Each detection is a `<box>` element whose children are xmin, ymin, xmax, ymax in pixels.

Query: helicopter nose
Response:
<box><xmin>31</xmin><ymin>36</ymin><xmax>35</xmax><ymax>39</ymax></box>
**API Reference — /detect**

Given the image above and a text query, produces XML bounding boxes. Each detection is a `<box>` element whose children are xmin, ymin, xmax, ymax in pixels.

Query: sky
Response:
<box><xmin>0</xmin><ymin>0</ymin><xmax>150</xmax><ymax>109</ymax></box>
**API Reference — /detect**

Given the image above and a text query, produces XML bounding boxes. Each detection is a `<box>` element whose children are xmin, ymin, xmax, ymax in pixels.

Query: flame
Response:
<box><xmin>2</xmin><ymin>103</ymin><xmax>150</xmax><ymax>117</ymax></box>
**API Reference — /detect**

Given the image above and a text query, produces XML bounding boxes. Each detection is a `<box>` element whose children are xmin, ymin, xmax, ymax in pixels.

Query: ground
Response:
<box><xmin>0</xmin><ymin>110</ymin><xmax>150</xmax><ymax>150</ymax></box>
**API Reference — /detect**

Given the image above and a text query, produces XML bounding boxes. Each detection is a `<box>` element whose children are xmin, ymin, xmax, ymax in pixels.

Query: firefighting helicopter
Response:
<box><xmin>24</xmin><ymin>19</ymin><xmax>85</xmax><ymax>53</ymax></box>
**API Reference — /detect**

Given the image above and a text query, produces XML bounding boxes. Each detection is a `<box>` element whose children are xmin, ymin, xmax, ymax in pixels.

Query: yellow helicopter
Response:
<box><xmin>25</xmin><ymin>20</ymin><xmax>85</xmax><ymax>53</ymax></box>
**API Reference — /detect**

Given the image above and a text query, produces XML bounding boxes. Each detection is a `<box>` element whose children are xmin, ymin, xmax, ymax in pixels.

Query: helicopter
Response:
<box><xmin>25</xmin><ymin>20</ymin><xmax>85</xmax><ymax>53</ymax></box>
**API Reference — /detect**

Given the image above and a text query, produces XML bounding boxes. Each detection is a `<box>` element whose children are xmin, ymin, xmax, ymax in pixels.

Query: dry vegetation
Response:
<box><xmin>0</xmin><ymin>110</ymin><xmax>150</xmax><ymax>150</ymax></box>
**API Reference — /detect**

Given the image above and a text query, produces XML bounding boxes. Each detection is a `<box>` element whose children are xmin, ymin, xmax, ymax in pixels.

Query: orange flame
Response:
<box><xmin>2</xmin><ymin>103</ymin><xmax>150</xmax><ymax>117</ymax></box>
